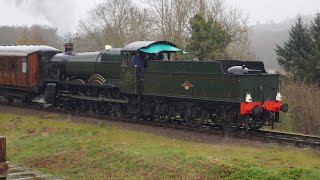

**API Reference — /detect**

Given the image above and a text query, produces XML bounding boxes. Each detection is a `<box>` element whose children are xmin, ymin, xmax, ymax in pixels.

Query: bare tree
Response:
<box><xmin>77</xmin><ymin>0</ymin><xmax>151</xmax><ymax>50</ymax></box>
<box><xmin>17</xmin><ymin>25</ymin><xmax>48</xmax><ymax>45</ymax></box>
<box><xmin>78</xmin><ymin>0</ymin><xmax>255</xmax><ymax>59</ymax></box>
<box><xmin>147</xmin><ymin>0</ymin><xmax>196</xmax><ymax>48</ymax></box>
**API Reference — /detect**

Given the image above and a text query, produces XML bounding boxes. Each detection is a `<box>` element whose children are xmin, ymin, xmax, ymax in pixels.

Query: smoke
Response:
<box><xmin>11</xmin><ymin>0</ymin><xmax>76</xmax><ymax>35</ymax></box>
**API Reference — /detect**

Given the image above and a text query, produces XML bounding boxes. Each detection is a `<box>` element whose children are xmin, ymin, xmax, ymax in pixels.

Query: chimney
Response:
<box><xmin>64</xmin><ymin>43</ymin><xmax>74</xmax><ymax>53</ymax></box>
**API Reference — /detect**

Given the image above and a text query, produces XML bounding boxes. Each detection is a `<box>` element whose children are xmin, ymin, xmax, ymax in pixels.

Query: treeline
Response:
<box><xmin>0</xmin><ymin>25</ymin><xmax>63</xmax><ymax>49</ymax></box>
<box><xmin>75</xmin><ymin>0</ymin><xmax>255</xmax><ymax>60</ymax></box>
<box><xmin>275</xmin><ymin>13</ymin><xmax>320</xmax><ymax>135</ymax></box>
<box><xmin>0</xmin><ymin>0</ymin><xmax>254</xmax><ymax>60</ymax></box>
<box><xmin>276</xmin><ymin>14</ymin><xmax>320</xmax><ymax>84</ymax></box>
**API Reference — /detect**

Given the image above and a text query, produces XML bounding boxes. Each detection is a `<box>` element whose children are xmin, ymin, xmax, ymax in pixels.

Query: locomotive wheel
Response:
<box><xmin>221</xmin><ymin>108</ymin><xmax>240</xmax><ymax>133</ymax></box>
<box><xmin>154</xmin><ymin>104</ymin><xmax>169</xmax><ymax>124</ymax></box>
<box><xmin>92</xmin><ymin>101</ymin><xmax>100</xmax><ymax>114</ymax></box>
<box><xmin>209</xmin><ymin>107</ymin><xmax>221</xmax><ymax>123</ymax></box>
<box><xmin>79</xmin><ymin>99</ymin><xmax>90</xmax><ymax>112</ymax></box>
<box><xmin>21</xmin><ymin>95</ymin><xmax>32</xmax><ymax>104</ymax></box>
<box><xmin>186</xmin><ymin>117</ymin><xmax>204</xmax><ymax>127</ymax></box>
<box><xmin>155</xmin><ymin>115</ymin><xmax>170</xmax><ymax>124</ymax></box>
<box><xmin>7</xmin><ymin>97</ymin><xmax>14</xmax><ymax>103</ymax></box>
<box><xmin>248</xmin><ymin>115</ymin><xmax>265</xmax><ymax>131</ymax></box>
<box><xmin>99</xmin><ymin>102</ymin><xmax>110</xmax><ymax>115</ymax></box>
<box><xmin>186</xmin><ymin>107</ymin><xmax>204</xmax><ymax>128</ymax></box>
<box><xmin>110</xmin><ymin>103</ymin><xmax>122</xmax><ymax>118</ymax></box>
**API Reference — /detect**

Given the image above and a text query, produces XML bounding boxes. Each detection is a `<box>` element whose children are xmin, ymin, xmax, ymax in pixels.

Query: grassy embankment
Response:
<box><xmin>0</xmin><ymin>112</ymin><xmax>320</xmax><ymax>179</ymax></box>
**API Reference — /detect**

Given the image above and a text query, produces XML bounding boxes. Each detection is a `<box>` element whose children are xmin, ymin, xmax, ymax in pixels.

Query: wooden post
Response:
<box><xmin>0</xmin><ymin>136</ymin><xmax>8</xmax><ymax>179</ymax></box>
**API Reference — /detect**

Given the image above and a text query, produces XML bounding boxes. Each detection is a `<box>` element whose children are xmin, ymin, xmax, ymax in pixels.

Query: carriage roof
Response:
<box><xmin>0</xmin><ymin>45</ymin><xmax>60</xmax><ymax>56</ymax></box>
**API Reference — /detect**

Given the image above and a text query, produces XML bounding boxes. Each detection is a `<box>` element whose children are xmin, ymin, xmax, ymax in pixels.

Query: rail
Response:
<box><xmin>250</xmin><ymin>130</ymin><xmax>320</xmax><ymax>148</ymax></box>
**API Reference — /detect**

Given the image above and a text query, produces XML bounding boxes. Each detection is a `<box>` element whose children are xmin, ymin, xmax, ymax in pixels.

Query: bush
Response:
<box><xmin>277</xmin><ymin>78</ymin><xmax>320</xmax><ymax>135</ymax></box>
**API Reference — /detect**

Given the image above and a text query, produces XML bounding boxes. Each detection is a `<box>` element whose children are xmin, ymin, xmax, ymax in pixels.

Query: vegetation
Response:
<box><xmin>188</xmin><ymin>14</ymin><xmax>231</xmax><ymax>59</ymax></box>
<box><xmin>0</xmin><ymin>112</ymin><xmax>319</xmax><ymax>179</ymax></box>
<box><xmin>276</xmin><ymin>14</ymin><xmax>320</xmax><ymax>83</ymax></box>
<box><xmin>0</xmin><ymin>0</ymin><xmax>255</xmax><ymax>60</ymax></box>
<box><xmin>17</xmin><ymin>26</ymin><xmax>48</xmax><ymax>45</ymax></box>
<box><xmin>77</xmin><ymin>0</ymin><xmax>255</xmax><ymax>60</ymax></box>
<box><xmin>276</xmin><ymin>78</ymin><xmax>320</xmax><ymax>135</ymax></box>
<box><xmin>0</xmin><ymin>25</ymin><xmax>63</xmax><ymax>49</ymax></box>
<box><xmin>274</xmin><ymin>14</ymin><xmax>320</xmax><ymax>135</ymax></box>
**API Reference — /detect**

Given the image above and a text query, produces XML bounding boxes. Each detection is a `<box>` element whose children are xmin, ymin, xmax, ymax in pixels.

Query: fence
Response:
<box><xmin>0</xmin><ymin>137</ymin><xmax>8</xmax><ymax>179</ymax></box>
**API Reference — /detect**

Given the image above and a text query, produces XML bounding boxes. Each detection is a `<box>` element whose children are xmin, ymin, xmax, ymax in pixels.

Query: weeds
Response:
<box><xmin>278</xmin><ymin>78</ymin><xmax>320</xmax><ymax>135</ymax></box>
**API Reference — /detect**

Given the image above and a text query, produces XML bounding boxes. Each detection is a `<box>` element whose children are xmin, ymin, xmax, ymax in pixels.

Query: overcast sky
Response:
<box><xmin>0</xmin><ymin>0</ymin><xmax>319</xmax><ymax>35</ymax></box>
<box><xmin>226</xmin><ymin>0</ymin><xmax>320</xmax><ymax>24</ymax></box>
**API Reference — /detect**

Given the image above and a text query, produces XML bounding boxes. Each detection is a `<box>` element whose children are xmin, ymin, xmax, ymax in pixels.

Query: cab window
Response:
<box><xmin>96</xmin><ymin>54</ymin><xmax>102</xmax><ymax>62</ymax></box>
<box><xmin>121</xmin><ymin>52</ymin><xmax>130</xmax><ymax>67</ymax></box>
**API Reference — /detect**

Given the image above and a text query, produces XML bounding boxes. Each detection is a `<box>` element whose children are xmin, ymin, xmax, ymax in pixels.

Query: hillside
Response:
<box><xmin>251</xmin><ymin>15</ymin><xmax>314</xmax><ymax>72</ymax></box>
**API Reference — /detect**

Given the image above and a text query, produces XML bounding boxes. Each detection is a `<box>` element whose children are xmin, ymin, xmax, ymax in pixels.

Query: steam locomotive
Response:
<box><xmin>0</xmin><ymin>41</ymin><xmax>288</xmax><ymax>132</ymax></box>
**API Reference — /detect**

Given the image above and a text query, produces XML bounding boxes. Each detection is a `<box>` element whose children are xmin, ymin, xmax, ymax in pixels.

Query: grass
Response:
<box><xmin>0</xmin><ymin>112</ymin><xmax>320</xmax><ymax>179</ymax></box>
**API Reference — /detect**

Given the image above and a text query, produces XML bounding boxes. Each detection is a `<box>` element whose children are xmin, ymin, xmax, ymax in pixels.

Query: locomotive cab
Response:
<box><xmin>120</xmin><ymin>41</ymin><xmax>186</xmax><ymax>94</ymax></box>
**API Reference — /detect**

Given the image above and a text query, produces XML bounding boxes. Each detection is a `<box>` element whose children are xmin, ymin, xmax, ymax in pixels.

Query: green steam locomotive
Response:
<box><xmin>0</xmin><ymin>41</ymin><xmax>288</xmax><ymax>132</ymax></box>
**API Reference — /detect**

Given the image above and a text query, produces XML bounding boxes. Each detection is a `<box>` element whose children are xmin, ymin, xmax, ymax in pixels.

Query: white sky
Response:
<box><xmin>226</xmin><ymin>0</ymin><xmax>320</xmax><ymax>24</ymax></box>
<box><xmin>0</xmin><ymin>0</ymin><xmax>319</xmax><ymax>35</ymax></box>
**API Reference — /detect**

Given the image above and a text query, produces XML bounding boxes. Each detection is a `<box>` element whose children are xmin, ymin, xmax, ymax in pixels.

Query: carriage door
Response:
<box><xmin>8</xmin><ymin>59</ymin><xmax>18</xmax><ymax>86</ymax></box>
<box><xmin>120</xmin><ymin>52</ymin><xmax>138</xmax><ymax>94</ymax></box>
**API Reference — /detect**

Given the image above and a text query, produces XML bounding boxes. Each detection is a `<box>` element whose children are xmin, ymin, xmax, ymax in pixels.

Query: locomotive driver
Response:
<box><xmin>131</xmin><ymin>51</ymin><xmax>144</xmax><ymax>68</ymax></box>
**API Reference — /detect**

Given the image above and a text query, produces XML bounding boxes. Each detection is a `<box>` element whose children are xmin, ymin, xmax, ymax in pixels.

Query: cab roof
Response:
<box><xmin>122</xmin><ymin>41</ymin><xmax>182</xmax><ymax>53</ymax></box>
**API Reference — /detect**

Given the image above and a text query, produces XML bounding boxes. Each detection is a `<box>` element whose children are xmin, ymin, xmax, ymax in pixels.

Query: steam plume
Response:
<box><xmin>11</xmin><ymin>0</ymin><xmax>75</xmax><ymax>34</ymax></box>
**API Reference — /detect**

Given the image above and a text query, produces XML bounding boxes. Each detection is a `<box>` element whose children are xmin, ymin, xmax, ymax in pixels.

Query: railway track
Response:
<box><xmin>1</xmin><ymin>101</ymin><xmax>320</xmax><ymax>149</ymax></box>
<box><xmin>250</xmin><ymin>130</ymin><xmax>320</xmax><ymax>148</ymax></box>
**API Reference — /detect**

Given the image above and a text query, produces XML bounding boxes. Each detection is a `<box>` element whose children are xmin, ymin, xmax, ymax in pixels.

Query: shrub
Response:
<box><xmin>278</xmin><ymin>78</ymin><xmax>320</xmax><ymax>135</ymax></box>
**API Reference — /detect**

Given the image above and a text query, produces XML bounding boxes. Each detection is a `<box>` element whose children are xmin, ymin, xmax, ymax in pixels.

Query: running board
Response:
<box><xmin>67</xmin><ymin>94</ymin><xmax>128</xmax><ymax>104</ymax></box>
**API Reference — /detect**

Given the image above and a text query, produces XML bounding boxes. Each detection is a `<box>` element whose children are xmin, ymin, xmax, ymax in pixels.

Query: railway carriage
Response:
<box><xmin>0</xmin><ymin>45</ymin><xmax>60</xmax><ymax>102</ymax></box>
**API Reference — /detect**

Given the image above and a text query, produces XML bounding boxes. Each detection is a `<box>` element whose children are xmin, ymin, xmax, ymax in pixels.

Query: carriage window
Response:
<box><xmin>8</xmin><ymin>61</ymin><xmax>18</xmax><ymax>72</ymax></box>
<box><xmin>22</xmin><ymin>58</ymin><xmax>27</xmax><ymax>73</ymax></box>
<box><xmin>0</xmin><ymin>62</ymin><xmax>6</xmax><ymax>71</ymax></box>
